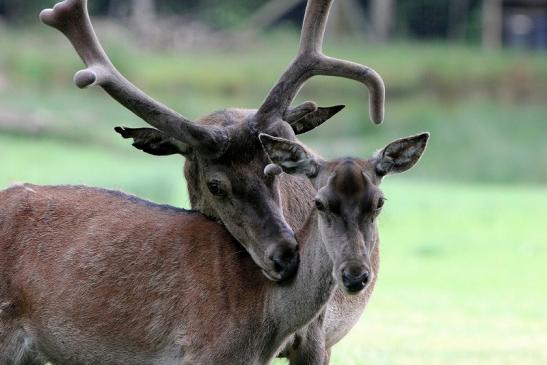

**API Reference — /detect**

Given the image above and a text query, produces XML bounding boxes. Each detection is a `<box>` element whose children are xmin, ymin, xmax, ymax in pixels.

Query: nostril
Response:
<box><xmin>360</xmin><ymin>271</ymin><xmax>370</xmax><ymax>284</ymax></box>
<box><xmin>270</xmin><ymin>246</ymin><xmax>297</xmax><ymax>272</ymax></box>
<box><xmin>342</xmin><ymin>268</ymin><xmax>371</xmax><ymax>291</ymax></box>
<box><xmin>269</xmin><ymin>244</ymin><xmax>300</xmax><ymax>281</ymax></box>
<box><xmin>272</xmin><ymin>256</ymin><xmax>284</xmax><ymax>273</ymax></box>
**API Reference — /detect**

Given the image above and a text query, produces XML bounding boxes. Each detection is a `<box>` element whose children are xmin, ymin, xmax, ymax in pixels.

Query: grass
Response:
<box><xmin>3</xmin><ymin>86</ymin><xmax>546</xmax><ymax>184</ymax></box>
<box><xmin>2</xmin><ymin>28</ymin><xmax>547</xmax><ymax>98</ymax></box>
<box><xmin>276</xmin><ymin>181</ymin><xmax>547</xmax><ymax>365</ymax></box>
<box><xmin>0</xmin><ymin>134</ymin><xmax>189</xmax><ymax>206</ymax></box>
<box><xmin>1</xmin><ymin>29</ymin><xmax>546</xmax><ymax>184</ymax></box>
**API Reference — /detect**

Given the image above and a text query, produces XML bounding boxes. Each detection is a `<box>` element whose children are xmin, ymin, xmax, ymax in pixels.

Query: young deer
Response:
<box><xmin>40</xmin><ymin>0</ymin><xmax>386</xmax><ymax>362</ymax></box>
<box><xmin>0</xmin><ymin>134</ymin><xmax>428</xmax><ymax>365</ymax></box>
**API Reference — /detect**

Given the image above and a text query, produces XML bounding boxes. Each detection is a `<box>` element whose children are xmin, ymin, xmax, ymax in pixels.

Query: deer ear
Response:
<box><xmin>289</xmin><ymin>105</ymin><xmax>345</xmax><ymax>135</ymax></box>
<box><xmin>259</xmin><ymin>134</ymin><xmax>321</xmax><ymax>177</ymax></box>
<box><xmin>375</xmin><ymin>133</ymin><xmax>430</xmax><ymax>176</ymax></box>
<box><xmin>115</xmin><ymin>127</ymin><xmax>191</xmax><ymax>156</ymax></box>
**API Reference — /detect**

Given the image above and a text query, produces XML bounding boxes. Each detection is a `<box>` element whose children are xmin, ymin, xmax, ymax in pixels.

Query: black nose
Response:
<box><xmin>342</xmin><ymin>268</ymin><xmax>370</xmax><ymax>293</ymax></box>
<box><xmin>269</xmin><ymin>245</ymin><xmax>300</xmax><ymax>281</ymax></box>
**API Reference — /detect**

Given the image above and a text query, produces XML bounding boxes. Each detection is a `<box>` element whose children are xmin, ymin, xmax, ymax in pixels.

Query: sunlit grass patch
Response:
<box><xmin>275</xmin><ymin>182</ymin><xmax>547</xmax><ymax>365</ymax></box>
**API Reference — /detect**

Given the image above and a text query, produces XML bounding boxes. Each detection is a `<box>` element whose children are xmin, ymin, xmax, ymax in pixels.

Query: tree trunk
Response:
<box><xmin>448</xmin><ymin>0</ymin><xmax>470</xmax><ymax>41</ymax></box>
<box><xmin>370</xmin><ymin>0</ymin><xmax>394</xmax><ymax>43</ymax></box>
<box><xmin>483</xmin><ymin>0</ymin><xmax>503</xmax><ymax>49</ymax></box>
<box><xmin>246</xmin><ymin>0</ymin><xmax>302</xmax><ymax>30</ymax></box>
<box><xmin>130</xmin><ymin>0</ymin><xmax>155</xmax><ymax>26</ymax></box>
<box><xmin>328</xmin><ymin>0</ymin><xmax>368</xmax><ymax>39</ymax></box>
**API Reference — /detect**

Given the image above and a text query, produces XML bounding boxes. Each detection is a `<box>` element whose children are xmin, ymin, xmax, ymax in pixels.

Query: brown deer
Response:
<box><xmin>0</xmin><ymin>133</ymin><xmax>428</xmax><ymax>365</ymax></box>
<box><xmin>39</xmin><ymin>0</ymin><xmax>385</xmax><ymax>362</ymax></box>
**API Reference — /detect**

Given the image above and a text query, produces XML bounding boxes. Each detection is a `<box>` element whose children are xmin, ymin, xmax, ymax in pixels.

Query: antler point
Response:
<box><xmin>371</xmin><ymin>112</ymin><xmax>384</xmax><ymax>125</ymax></box>
<box><xmin>38</xmin><ymin>9</ymin><xmax>55</xmax><ymax>26</ymax></box>
<box><xmin>74</xmin><ymin>69</ymin><xmax>97</xmax><ymax>89</ymax></box>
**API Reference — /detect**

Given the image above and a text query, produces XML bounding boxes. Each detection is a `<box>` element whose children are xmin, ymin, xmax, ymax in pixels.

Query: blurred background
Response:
<box><xmin>0</xmin><ymin>1</ymin><xmax>545</xmax><ymax>364</ymax></box>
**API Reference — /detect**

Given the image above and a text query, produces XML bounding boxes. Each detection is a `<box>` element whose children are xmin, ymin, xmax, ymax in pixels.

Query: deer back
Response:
<box><xmin>0</xmin><ymin>185</ymin><xmax>274</xmax><ymax>364</ymax></box>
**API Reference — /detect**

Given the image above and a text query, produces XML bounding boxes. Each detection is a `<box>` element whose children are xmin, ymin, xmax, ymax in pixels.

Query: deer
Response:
<box><xmin>39</xmin><ymin>0</ymin><xmax>386</xmax><ymax>363</ymax></box>
<box><xmin>0</xmin><ymin>132</ymin><xmax>428</xmax><ymax>365</ymax></box>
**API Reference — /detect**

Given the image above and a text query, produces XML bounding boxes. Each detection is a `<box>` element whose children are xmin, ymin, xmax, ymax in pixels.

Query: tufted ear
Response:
<box><xmin>374</xmin><ymin>133</ymin><xmax>430</xmax><ymax>176</ymax></box>
<box><xmin>288</xmin><ymin>104</ymin><xmax>345</xmax><ymax>135</ymax></box>
<box><xmin>115</xmin><ymin>127</ymin><xmax>191</xmax><ymax>156</ymax></box>
<box><xmin>259</xmin><ymin>134</ymin><xmax>322</xmax><ymax>178</ymax></box>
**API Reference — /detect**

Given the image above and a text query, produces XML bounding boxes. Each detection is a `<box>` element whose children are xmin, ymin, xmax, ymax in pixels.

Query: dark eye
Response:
<box><xmin>376</xmin><ymin>197</ymin><xmax>385</xmax><ymax>210</ymax></box>
<box><xmin>207</xmin><ymin>180</ymin><xmax>225</xmax><ymax>197</ymax></box>
<box><xmin>315</xmin><ymin>198</ymin><xmax>326</xmax><ymax>211</ymax></box>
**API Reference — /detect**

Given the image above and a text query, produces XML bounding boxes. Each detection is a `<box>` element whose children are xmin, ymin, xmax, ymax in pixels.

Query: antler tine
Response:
<box><xmin>255</xmin><ymin>0</ymin><xmax>385</xmax><ymax>128</ymax></box>
<box><xmin>298</xmin><ymin>0</ymin><xmax>331</xmax><ymax>55</ymax></box>
<box><xmin>40</xmin><ymin>0</ymin><xmax>227</xmax><ymax>155</ymax></box>
<box><xmin>285</xmin><ymin>101</ymin><xmax>318</xmax><ymax>122</ymax></box>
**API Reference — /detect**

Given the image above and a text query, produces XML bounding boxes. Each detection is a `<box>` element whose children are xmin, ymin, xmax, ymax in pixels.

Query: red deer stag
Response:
<box><xmin>39</xmin><ymin>0</ymin><xmax>385</xmax><ymax>362</ymax></box>
<box><xmin>0</xmin><ymin>133</ymin><xmax>428</xmax><ymax>365</ymax></box>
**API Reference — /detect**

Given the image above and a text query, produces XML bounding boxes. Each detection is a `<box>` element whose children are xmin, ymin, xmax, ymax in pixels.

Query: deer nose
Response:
<box><xmin>268</xmin><ymin>243</ymin><xmax>300</xmax><ymax>281</ymax></box>
<box><xmin>341</xmin><ymin>266</ymin><xmax>370</xmax><ymax>293</ymax></box>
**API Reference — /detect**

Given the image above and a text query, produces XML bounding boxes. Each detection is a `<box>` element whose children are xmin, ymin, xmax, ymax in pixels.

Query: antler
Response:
<box><xmin>39</xmin><ymin>0</ymin><xmax>228</xmax><ymax>156</ymax></box>
<box><xmin>255</xmin><ymin>0</ymin><xmax>385</xmax><ymax>129</ymax></box>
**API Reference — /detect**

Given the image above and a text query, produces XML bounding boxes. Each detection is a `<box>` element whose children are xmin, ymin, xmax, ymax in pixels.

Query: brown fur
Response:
<box><xmin>0</xmin><ymin>133</ymin><xmax>427</xmax><ymax>364</ymax></box>
<box><xmin>38</xmin><ymin>0</ymin><xmax>388</xmax><ymax>362</ymax></box>
<box><xmin>0</xmin><ymin>185</ymin><xmax>272</xmax><ymax>364</ymax></box>
<box><xmin>258</xmin><ymin>133</ymin><xmax>429</xmax><ymax>363</ymax></box>
<box><xmin>120</xmin><ymin>119</ymin><xmax>429</xmax><ymax>364</ymax></box>
<box><xmin>0</xmin><ymin>180</ymin><xmax>371</xmax><ymax>365</ymax></box>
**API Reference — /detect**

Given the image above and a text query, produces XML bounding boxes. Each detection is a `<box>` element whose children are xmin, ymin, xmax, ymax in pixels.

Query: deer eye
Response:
<box><xmin>207</xmin><ymin>180</ymin><xmax>225</xmax><ymax>197</ymax></box>
<box><xmin>376</xmin><ymin>197</ymin><xmax>386</xmax><ymax>210</ymax></box>
<box><xmin>315</xmin><ymin>198</ymin><xmax>326</xmax><ymax>212</ymax></box>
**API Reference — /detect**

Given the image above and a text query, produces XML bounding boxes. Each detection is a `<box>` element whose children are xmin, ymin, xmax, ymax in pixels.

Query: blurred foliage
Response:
<box><xmin>0</xmin><ymin>0</ymin><xmax>272</xmax><ymax>27</ymax></box>
<box><xmin>154</xmin><ymin>0</ymin><xmax>272</xmax><ymax>28</ymax></box>
<box><xmin>399</xmin><ymin>0</ymin><xmax>451</xmax><ymax>37</ymax></box>
<box><xmin>0</xmin><ymin>29</ymin><xmax>546</xmax><ymax>185</ymax></box>
<box><xmin>397</xmin><ymin>0</ymin><xmax>479</xmax><ymax>39</ymax></box>
<box><xmin>1</xmin><ymin>0</ymin><xmax>482</xmax><ymax>40</ymax></box>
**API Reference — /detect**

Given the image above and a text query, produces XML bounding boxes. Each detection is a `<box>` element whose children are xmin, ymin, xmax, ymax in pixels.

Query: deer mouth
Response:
<box><xmin>261</xmin><ymin>269</ymin><xmax>283</xmax><ymax>282</ymax></box>
<box><xmin>261</xmin><ymin>267</ymin><xmax>298</xmax><ymax>283</ymax></box>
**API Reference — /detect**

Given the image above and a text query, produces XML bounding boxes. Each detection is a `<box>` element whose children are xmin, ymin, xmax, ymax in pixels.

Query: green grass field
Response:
<box><xmin>323</xmin><ymin>182</ymin><xmax>547</xmax><ymax>365</ymax></box>
<box><xmin>2</xmin><ymin>30</ymin><xmax>546</xmax><ymax>184</ymax></box>
<box><xmin>1</xmin><ymin>28</ymin><xmax>546</xmax><ymax>364</ymax></box>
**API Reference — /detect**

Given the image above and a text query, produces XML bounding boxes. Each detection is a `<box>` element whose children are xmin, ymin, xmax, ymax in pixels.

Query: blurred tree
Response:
<box><xmin>0</xmin><ymin>0</ymin><xmax>112</xmax><ymax>22</ymax></box>
<box><xmin>396</xmin><ymin>0</ymin><xmax>481</xmax><ymax>40</ymax></box>
<box><xmin>245</xmin><ymin>0</ymin><xmax>302</xmax><ymax>30</ymax></box>
<box><xmin>398</xmin><ymin>0</ymin><xmax>451</xmax><ymax>38</ymax></box>
<box><xmin>327</xmin><ymin>0</ymin><xmax>370</xmax><ymax>38</ymax></box>
<box><xmin>0</xmin><ymin>0</ymin><xmax>483</xmax><ymax>42</ymax></box>
<box><xmin>448</xmin><ymin>0</ymin><xmax>471</xmax><ymax>40</ymax></box>
<box><xmin>130</xmin><ymin>0</ymin><xmax>155</xmax><ymax>25</ymax></box>
<box><xmin>0</xmin><ymin>0</ymin><xmax>46</xmax><ymax>22</ymax></box>
<box><xmin>370</xmin><ymin>0</ymin><xmax>394</xmax><ymax>42</ymax></box>
<box><xmin>155</xmin><ymin>0</ymin><xmax>271</xmax><ymax>28</ymax></box>
<box><xmin>246</xmin><ymin>0</ymin><xmax>371</xmax><ymax>39</ymax></box>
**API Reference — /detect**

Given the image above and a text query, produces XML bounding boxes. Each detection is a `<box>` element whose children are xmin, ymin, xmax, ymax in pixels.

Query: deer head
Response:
<box><xmin>259</xmin><ymin>132</ymin><xmax>429</xmax><ymax>293</ymax></box>
<box><xmin>40</xmin><ymin>0</ymin><xmax>385</xmax><ymax>281</ymax></box>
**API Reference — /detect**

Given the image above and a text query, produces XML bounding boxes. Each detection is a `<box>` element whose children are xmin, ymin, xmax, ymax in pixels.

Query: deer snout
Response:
<box><xmin>340</xmin><ymin>263</ymin><xmax>371</xmax><ymax>294</ymax></box>
<box><xmin>266</xmin><ymin>241</ymin><xmax>300</xmax><ymax>282</ymax></box>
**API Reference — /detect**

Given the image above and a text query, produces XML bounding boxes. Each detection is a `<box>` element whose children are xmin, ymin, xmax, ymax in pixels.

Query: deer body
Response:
<box><xmin>0</xmin><ymin>184</ymin><xmax>364</xmax><ymax>365</ymax></box>
<box><xmin>182</xmin><ymin>111</ymin><xmax>380</xmax><ymax>362</ymax></box>
<box><xmin>38</xmin><ymin>0</ymin><xmax>392</xmax><ymax>362</ymax></box>
<box><xmin>1</xmin><ymin>131</ymin><xmax>427</xmax><ymax>364</ymax></box>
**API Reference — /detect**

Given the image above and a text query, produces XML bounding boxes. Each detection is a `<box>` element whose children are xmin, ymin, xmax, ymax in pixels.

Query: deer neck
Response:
<box><xmin>269</xmin><ymin>209</ymin><xmax>336</xmax><ymax>336</ymax></box>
